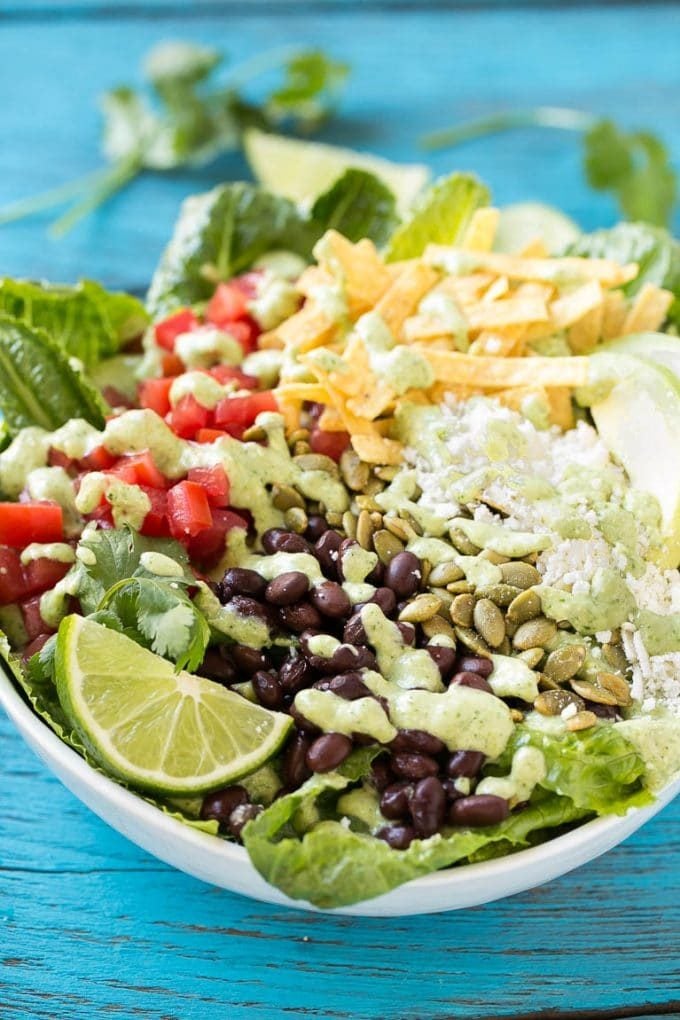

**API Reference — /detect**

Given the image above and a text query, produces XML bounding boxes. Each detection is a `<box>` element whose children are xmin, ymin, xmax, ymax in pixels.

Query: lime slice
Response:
<box><xmin>244</xmin><ymin>128</ymin><xmax>430</xmax><ymax>216</ymax></box>
<box><xmin>494</xmin><ymin>202</ymin><xmax>581</xmax><ymax>255</ymax></box>
<box><xmin>55</xmin><ymin>616</ymin><xmax>293</xmax><ymax>795</ymax></box>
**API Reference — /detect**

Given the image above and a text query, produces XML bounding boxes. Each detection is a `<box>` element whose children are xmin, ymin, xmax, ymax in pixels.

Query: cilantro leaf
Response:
<box><xmin>310</xmin><ymin>168</ymin><xmax>398</xmax><ymax>246</ymax></box>
<box><xmin>385</xmin><ymin>172</ymin><xmax>490</xmax><ymax>262</ymax></box>
<box><xmin>266</xmin><ymin>50</ymin><xmax>349</xmax><ymax>129</ymax></box>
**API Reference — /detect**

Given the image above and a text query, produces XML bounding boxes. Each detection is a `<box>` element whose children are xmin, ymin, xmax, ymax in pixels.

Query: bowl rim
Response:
<box><xmin>2</xmin><ymin>660</ymin><xmax>679</xmax><ymax>899</ymax></box>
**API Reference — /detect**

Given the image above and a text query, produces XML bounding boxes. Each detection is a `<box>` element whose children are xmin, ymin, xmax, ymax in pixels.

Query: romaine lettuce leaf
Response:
<box><xmin>309</xmin><ymin>168</ymin><xmax>397</xmax><ymax>247</ymax></box>
<box><xmin>385</xmin><ymin>172</ymin><xmax>490</xmax><ymax>262</ymax></box>
<box><xmin>0</xmin><ymin>315</ymin><xmax>108</xmax><ymax>435</ymax></box>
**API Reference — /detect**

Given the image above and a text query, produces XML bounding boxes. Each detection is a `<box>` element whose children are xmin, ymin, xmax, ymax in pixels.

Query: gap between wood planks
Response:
<box><xmin>475</xmin><ymin>1006</ymin><xmax>680</xmax><ymax>1020</ymax></box>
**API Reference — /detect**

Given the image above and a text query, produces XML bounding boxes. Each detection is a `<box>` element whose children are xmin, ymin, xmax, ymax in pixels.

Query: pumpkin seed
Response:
<box><xmin>293</xmin><ymin>440</ymin><xmax>311</xmax><ymax>456</ymax></box>
<box><xmin>421</xmin><ymin>616</ymin><xmax>456</xmax><ymax>641</ymax></box>
<box><xmin>602</xmin><ymin>643</ymin><xmax>628</xmax><ymax>674</ymax></box>
<box><xmin>429</xmin><ymin>561</ymin><xmax>465</xmax><ymax>586</ymax></box>
<box><xmin>355</xmin><ymin>494</ymin><xmax>382</xmax><ymax>512</ymax></box>
<box><xmin>475</xmin><ymin>583</ymin><xmax>522</xmax><ymax>607</ymax></box>
<box><xmin>510</xmin><ymin>708</ymin><xmax>525</xmax><ymax>723</ymax></box>
<box><xmin>272</xmin><ymin>484</ymin><xmax>305</xmax><ymax>512</ymax></box>
<box><xmin>597</xmin><ymin>671</ymin><xmax>633</xmax><ymax>707</ymax></box>
<box><xmin>570</xmin><ymin>677</ymin><xmax>618</xmax><ymax>706</ymax></box>
<box><xmin>518</xmin><ymin>647</ymin><xmax>545</xmax><ymax>669</ymax></box>
<box><xmin>429</xmin><ymin>587</ymin><xmax>454</xmax><ymax>609</ymax></box>
<box><xmin>284</xmin><ymin>507</ymin><xmax>308</xmax><ymax>534</ymax></box>
<box><xmin>543</xmin><ymin>644</ymin><xmax>587</xmax><ymax>683</ymax></box>
<box><xmin>383</xmin><ymin>516</ymin><xmax>415</xmax><ymax>542</ymax></box>
<box><xmin>454</xmin><ymin>626</ymin><xmax>492</xmax><ymax>657</ymax></box>
<box><xmin>520</xmin><ymin>552</ymin><xmax>538</xmax><ymax>564</ymax></box>
<box><xmin>370</xmin><ymin>511</ymin><xmax>383</xmax><ymax>528</ymax></box>
<box><xmin>447</xmin><ymin>580</ymin><xmax>475</xmax><ymax>595</ymax></box>
<box><xmin>400</xmin><ymin>511</ymin><xmax>423</xmax><ymax>536</ymax></box>
<box><xmin>399</xmin><ymin>593</ymin><xmax>443</xmax><ymax>624</ymax></box>
<box><xmin>288</xmin><ymin>427</ymin><xmax>310</xmax><ymax>444</ymax></box>
<box><xmin>534</xmin><ymin>689</ymin><xmax>585</xmax><ymax>716</ymax></box>
<box><xmin>374</xmin><ymin>464</ymin><xmax>399</xmax><ymax>482</ymax></box>
<box><xmin>512</xmin><ymin>616</ymin><xmax>557</xmax><ymax>650</ymax></box>
<box><xmin>537</xmin><ymin>673</ymin><xmax>561</xmax><ymax>691</ymax></box>
<box><xmin>499</xmin><ymin>561</ymin><xmax>542</xmax><ymax>589</ymax></box>
<box><xmin>356</xmin><ymin>509</ymin><xmax>375</xmax><ymax>550</ymax></box>
<box><xmin>448</xmin><ymin>528</ymin><xmax>480</xmax><ymax>556</ymax></box>
<box><xmin>566</xmin><ymin>710</ymin><xmax>598</xmax><ymax>732</ymax></box>
<box><xmin>340</xmin><ymin>449</ymin><xmax>370</xmax><ymax>491</ymax></box>
<box><xmin>497</xmin><ymin>636</ymin><xmax>512</xmax><ymax>655</ymax></box>
<box><xmin>372</xmin><ymin>529</ymin><xmax>404</xmax><ymax>565</ymax></box>
<box><xmin>473</xmin><ymin>598</ymin><xmax>506</xmax><ymax>649</ymax></box>
<box><xmin>243</xmin><ymin>424</ymin><xmax>267</xmax><ymax>442</ymax></box>
<box><xmin>342</xmin><ymin>511</ymin><xmax>357</xmax><ymax>540</ymax></box>
<box><xmin>325</xmin><ymin>511</ymin><xmax>344</xmax><ymax>528</ymax></box>
<box><xmin>364</xmin><ymin>477</ymin><xmax>386</xmax><ymax>497</ymax></box>
<box><xmin>507</xmin><ymin>587</ymin><xmax>542</xmax><ymax>625</ymax></box>
<box><xmin>479</xmin><ymin>549</ymin><xmax>510</xmax><ymax>565</ymax></box>
<box><xmin>504</xmin><ymin>617</ymin><xmax>518</xmax><ymax>638</ymax></box>
<box><xmin>450</xmin><ymin>593</ymin><xmax>475</xmax><ymax>628</ymax></box>
<box><xmin>294</xmin><ymin>453</ymin><xmax>339</xmax><ymax>476</ymax></box>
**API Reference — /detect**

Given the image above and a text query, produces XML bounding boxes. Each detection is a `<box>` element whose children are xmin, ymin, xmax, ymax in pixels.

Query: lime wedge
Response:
<box><xmin>55</xmin><ymin>616</ymin><xmax>292</xmax><ymax>795</ymax></box>
<box><xmin>244</xmin><ymin>128</ymin><xmax>430</xmax><ymax>216</ymax></box>
<box><xmin>494</xmin><ymin>202</ymin><xmax>581</xmax><ymax>255</ymax></box>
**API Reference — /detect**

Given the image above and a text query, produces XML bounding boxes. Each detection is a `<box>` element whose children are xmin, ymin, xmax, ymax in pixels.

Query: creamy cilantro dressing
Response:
<box><xmin>248</xmin><ymin>275</ymin><xmax>300</xmax><ymax>331</ymax></box>
<box><xmin>174</xmin><ymin>327</ymin><xmax>242</xmax><ymax>369</ymax></box>
<box><xmin>418</xmin><ymin>292</ymin><xmax>469</xmax><ymax>351</ymax></box>
<box><xmin>194</xmin><ymin>584</ymin><xmax>271</xmax><ymax>649</ymax></box>
<box><xmin>169</xmin><ymin>372</ymin><xmax>226</xmax><ymax>409</ymax></box>
<box><xmin>361</xmin><ymin>603</ymin><xmax>442</xmax><ymax>692</ymax></box>
<box><xmin>488</xmin><ymin>655</ymin><xmax>540</xmax><ymax>702</ymax></box>
<box><xmin>355</xmin><ymin>312</ymin><xmax>434</xmax><ymax>396</ymax></box>
<box><xmin>476</xmin><ymin>746</ymin><xmax>547</xmax><ymax>804</ymax></box>
<box><xmin>139</xmin><ymin>551</ymin><xmax>184</xmax><ymax>578</ymax></box>
<box><xmin>26</xmin><ymin>467</ymin><xmax>82</xmax><ymax>537</ymax></box>
<box><xmin>75</xmin><ymin>473</ymin><xmax>151</xmax><ymax>530</ymax></box>
<box><xmin>19</xmin><ymin>542</ymin><xmax>75</xmax><ymax>566</ymax></box>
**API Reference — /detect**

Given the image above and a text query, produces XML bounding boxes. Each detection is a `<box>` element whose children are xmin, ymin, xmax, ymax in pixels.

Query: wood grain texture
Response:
<box><xmin>1</xmin><ymin>5</ymin><xmax>680</xmax><ymax>1018</ymax></box>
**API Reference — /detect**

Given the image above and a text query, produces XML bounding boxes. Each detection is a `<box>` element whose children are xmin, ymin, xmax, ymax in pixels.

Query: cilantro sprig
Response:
<box><xmin>0</xmin><ymin>41</ymin><xmax>348</xmax><ymax>237</ymax></box>
<box><xmin>422</xmin><ymin>107</ymin><xmax>677</xmax><ymax>228</ymax></box>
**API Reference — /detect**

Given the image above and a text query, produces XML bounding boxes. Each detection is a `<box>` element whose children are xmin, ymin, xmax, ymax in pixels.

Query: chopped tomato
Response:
<box><xmin>309</xmin><ymin>427</ymin><xmax>352</xmax><ymax>462</ymax></box>
<box><xmin>48</xmin><ymin>448</ymin><xmax>75</xmax><ymax>472</ymax></box>
<box><xmin>21</xmin><ymin>596</ymin><xmax>52</xmax><ymax>642</ymax></box>
<box><xmin>187</xmin><ymin>466</ymin><xmax>230</xmax><ymax>508</ymax></box>
<box><xmin>79</xmin><ymin>445</ymin><xmax>116</xmax><ymax>472</ymax></box>
<box><xmin>225</xmin><ymin>318</ymin><xmax>259</xmax><ymax>355</ymax></box>
<box><xmin>161</xmin><ymin>352</ymin><xmax>186</xmax><ymax>377</ymax></box>
<box><xmin>139</xmin><ymin>377</ymin><xmax>174</xmax><ymax>417</ymax></box>
<box><xmin>214</xmin><ymin>391</ymin><xmax>277</xmax><ymax>438</ymax></box>
<box><xmin>102</xmin><ymin>386</ymin><xmax>134</xmax><ymax>409</ymax></box>
<box><xmin>0</xmin><ymin>503</ymin><xmax>63</xmax><ymax>548</ymax></box>
<box><xmin>23</xmin><ymin>557</ymin><xmax>71</xmax><ymax>598</ymax></box>
<box><xmin>206</xmin><ymin>282</ymin><xmax>251</xmax><ymax>325</ymax></box>
<box><xmin>195</xmin><ymin>428</ymin><xmax>229</xmax><ymax>444</ymax></box>
<box><xmin>208</xmin><ymin>365</ymin><xmax>258</xmax><ymax>389</ymax></box>
<box><xmin>169</xmin><ymin>394</ymin><xmax>210</xmax><ymax>440</ymax></box>
<box><xmin>0</xmin><ymin>547</ymin><xmax>26</xmax><ymax>605</ymax></box>
<box><xmin>187</xmin><ymin>508</ymin><xmax>247</xmax><ymax>566</ymax></box>
<box><xmin>111</xmin><ymin>452</ymin><xmax>168</xmax><ymax>490</ymax></box>
<box><xmin>167</xmin><ymin>481</ymin><xmax>213</xmax><ymax>540</ymax></box>
<box><xmin>139</xmin><ymin>487</ymin><xmax>171</xmax><ymax>538</ymax></box>
<box><xmin>22</xmin><ymin>633</ymin><xmax>53</xmax><ymax>661</ymax></box>
<box><xmin>154</xmin><ymin>309</ymin><xmax>199</xmax><ymax>351</ymax></box>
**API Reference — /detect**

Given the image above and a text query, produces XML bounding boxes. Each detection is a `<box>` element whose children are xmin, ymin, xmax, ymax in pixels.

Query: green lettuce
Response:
<box><xmin>385</xmin><ymin>172</ymin><xmax>490</xmax><ymax>262</ymax></box>
<box><xmin>309</xmin><ymin>168</ymin><xmax>397</xmax><ymax>247</ymax></box>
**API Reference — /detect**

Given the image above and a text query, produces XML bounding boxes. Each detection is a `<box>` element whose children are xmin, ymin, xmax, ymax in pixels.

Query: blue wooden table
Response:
<box><xmin>2</xmin><ymin>4</ymin><xmax>680</xmax><ymax>1017</ymax></box>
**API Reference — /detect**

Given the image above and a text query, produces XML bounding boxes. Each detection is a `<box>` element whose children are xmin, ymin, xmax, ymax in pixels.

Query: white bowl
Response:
<box><xmin>2</xmin><ymin>662</ymin><xmax>678</xmax><ymax>916</ymax></box>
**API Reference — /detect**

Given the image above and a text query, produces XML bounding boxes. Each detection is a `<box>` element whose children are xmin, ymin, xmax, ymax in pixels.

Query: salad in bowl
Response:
<box><xmin>2</xmin><ymin>149</ymin><xmax>680</xmax><ymax>910</ymax></box>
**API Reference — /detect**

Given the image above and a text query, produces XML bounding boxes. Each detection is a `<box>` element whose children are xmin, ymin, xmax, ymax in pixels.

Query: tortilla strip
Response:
<box><xmin>375</xmin><ymin>261</ymin><xmax>440</xmax><ymax>338</ymax></box>
<box><xmin>465</xmin><ymin>296</ymin><xmax>549</xmax><ymax>330</ymax></box>
<box><xmin>601</xmin><ymin>290</ymin><xmax>628</xmax><ymax>340</ymax></box>
<box><xmin>461</xmin><ymin>208</ymin><xmax>500</xmax><ymax>252</ymax></box>
<box><xmin>351</xmin><ymin>433</ymin><xmax>403</xmax><ymax>465</ymax></box>
<box><xmin>417</xmin><ymin>346</ymin><xmax>590</xmax><ymax>388</ymax></box>
<box><xmin>425</xmin><ymin>246</ymin><xmax>638</xmax><ymax>287</ymax></box>
<box><xmin>265</xmin><ymin>302</ymin><xmax>337</xmax><ymax>354</ymax></box>
<box><xmin>622</xmin><ymin>283</ymin><xmax>674</xmax><ymax>334</ymax></box>
<box><xmin>568</xmin><ymin>303</ymin><xmax>604</xmax><ymax>353</ymax></box>
<box><xmin>315</xmin><ymin>230</ymin><xmax>392</xmax><ymax>314</ymax></box>
<box><xmin>550</xmin><ymin>280</ymin><xmax>603</xmax><ymax>330</ymax></box>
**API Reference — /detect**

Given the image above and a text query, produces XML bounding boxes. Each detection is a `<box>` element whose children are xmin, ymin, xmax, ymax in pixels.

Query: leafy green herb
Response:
<box><xmin>0</xmin><ymin>315</ymin><xmax>108</xmax><ymax>436</ymax></box>
<box><xmin>385</xmin><ymin>172</ymin><xmax>490</xmax><ymax>262</ymax></box>
<box><xmin>0</xmin><ymin>279</ymin><xmax>148</xmax><ymax>369</ymax></box>
<box><xmin>422</xmin><ymin>107</ymin><xmax>677</xmax><ymax>228</ymax></box>
<box><xmin>0</xmin><ymin>42</ymin><xmax>349</xmax><ymax>236</ymax></box>
<box><xmin>309</xmin><ymin>168</ymin><xmax>398</xmax><ymax>247</ymax></box>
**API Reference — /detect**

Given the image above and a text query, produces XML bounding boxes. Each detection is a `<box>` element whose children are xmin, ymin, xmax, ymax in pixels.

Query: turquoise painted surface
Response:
<box><xmin>2</xmin><ymin>4</ymin><xmax>680</xmax><ymax>1018</ymax></box>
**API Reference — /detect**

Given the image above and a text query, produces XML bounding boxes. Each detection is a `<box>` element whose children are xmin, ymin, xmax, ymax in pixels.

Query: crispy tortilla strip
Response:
<box><xmin>403</xmin><ymin>313</ymin><xmax>457</xmax><ymax>343</ymax></box>
<box><xmin>348</xmin><ymin>381</ymin><xmax>396</xmax><ymax>421</ymax></box>
<box><xmin>601</xmin><ymin>290</ymin><xmax>628</xmax><ymax>340</ymax></box>
<box><xmin>257</xmin><ymin>330</ymin><xmax>285</xmax><ymax>350</ymax></box>
<box><xmin>296</xmin><ymin>266</ymin><xmax>335</xmax><ymax>298</ymax></box>
<box><xmin>550</xmin><ymin>281</ymin><xmax>603</xmax><ymax>330</ymax></box>
<box><xmin>568</xmin><ymin>303</ymin><xmax>603</xmax><ymax>353</ymax></box>
<box><xmin>469</xmin><ymin>329</ymin><xmax>525</xmax><ymax>357</ymax></box>
<box><xmin>483</xmin><ymin>276</ymin><xmax>510</xmax><ymax>302</ymax></box>
<box><xmin>351</xmin><ymin>433</ymin><xmax>403</xmax><ymax>465</ymax></box>
<box><xmin>315</xmin><ymin>230</ymin><xmax>392</xmax><ymax>315</ymax></box>
<box><xmin>318</xmin><ymin>407</ymin><xmax>349</xmax><ymax>432</ymax></box>
<box><xmin>546</xmin><ymin>387</ymin><xmax>575</xmax><ymax>430</ymax></box>
<box><xmin>274</xmin><ymin>383</ymin><xmax>331</xmax><ymax>404</ymax></box>
<box><xmin>622</xmin><ymin>283</ymin><xmax>674</xmax><ymax>334</ymax></box>
<box><xmin>375</xmin><ymin>262</ymin><xmax>440</xmax><ymax>338</ymax></box>
<box><xmin>495</xmin><ymin>385</ymin><xmax>574</xmax><ymax>430</ymax></box>
<box><xmin>466</xmin><ymin>296</ymin><xmax>549</xmax><ymax>330</ymax></box>
<box><xmin>425</xmin><ymin>246</ymin><xmax>638</xmax><ymax>287</ymax></box>
<box><xmin>265</xmin><ymin>302</ymin><xmax>337</xmax><ymax>354</ymax></box>
<box><xmin>418</xmin><ymin>346</ymin><xmax>590</xmax><ymax>388</ymax></box>
<box><xmin>518</xmin><ymin>239</ymin><xmax>550</xmax><ymax>258</ymax></box>
<box><xmin>434</xmin><ymin>273</ymin><xmax>495</xmax><ymax>305</ymax></box>
<box><xmin>461</xmin><ymin>208</ymin><xmax>500</xmax><ymax>252</ymax></box>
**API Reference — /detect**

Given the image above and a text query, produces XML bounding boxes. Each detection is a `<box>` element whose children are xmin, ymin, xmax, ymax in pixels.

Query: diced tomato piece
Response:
<box><xmin>309</xmin><ymin>427</ymin><xmax>352</xmax><ymax>462</ymax></box>
<box><xmin>214</xmin><ymin>391</ymin><xmax>277</xmax><ymax>438</ymax></box>
<box><xmin>0</xmin><ymin>546</ymin><xmax>27</xmax><ymax>605</ymax></box>
<box><xmin>154</xmin><ymin>309</ymin><xmax>199</xmax><ymax>352</ymax></box>
<box><xmin>23</xmin><ymin>557</ymin><xmax>70</xmax><ymax>598</ymax></box>
<box><xmin>169</xmin><ymin>394</ymin><xmax>211</xmax><ymax>440</ymax></box>
<box><xmin>206</xmin><ymin>282</ymin><xmax>251</xmax><ymax>325</ymax></box>
<box><xmin>79</xmin><ymin>445</ymin><xmax>116</xmax><ymax>472</ymax></box>
<box><xmin>86</xmin><ymin>500</ymin><xmax>114</xmax><ymax>528</ymax></box>
<box><xmin>21</xmin><ymin>595</ymin><xmax>52</xmax><ymax>642</ymax></box>
<box><xmin>110</xmin><ymin>452</ymin><xmax>169</xmax><ymax>490</ymax></box>
<box><xmin>187</xmin><ymin>466</ymin><xmax>230</xmax><ymax>508</ymax></box>
<box><xmin>102</xmin><ymin>386</ymin><xmax>134</xmax><ymax>409</ymax></box>
<box><xmin>224</xmin><ymin>318</ymin><xmax>259</xmax><ymax>355</ymax></box>
<box><xmin>22</xmin><ymin>633</ymin><xmax>53</xmax><ymax>661</ymax></box>
<box><xmin>187</xmin><ymin>509</ymin><xmax>248</xmax><ymax>566</ymax></box>
<box><xmin>195</xmin><ymin>428</ymin><xmax>229</xmax><ymax>444</ymax></box>
<box><xmin>233</xmin><ymin>271</ymin><xmax>263</xmax><ymax>298</ymax></box>
<box><xmin>139</xmin><ymin>487</ymin><xmax>171</xmax><ymax>538</ymax></box>
<box><xmin>48</xmin><ymin>448</ymin><xmax>75</xmax><ymax>472</ymax></box>
<box><xmin>0</xmin><ymin>503</ymin><xmax>63</xmax><ymax>548</ymax></box>
<box><xmin>167</xmin><ymin>481</ymin><xmax>213</xmax><ymax>541</ymax></box>
<box><xmin>208</xmin><ymin>365</ymin><xmax>258</xmax><ymax>389</ymax></box>
<box><xmin>138</xmin><ymin>377</ymin><xmax>174</xmax><ymax>417</ymax></box>
<box><xmin>161</xmin><ymin>352</ymin><xmax>186</xmax><ymax>377</ymax></box>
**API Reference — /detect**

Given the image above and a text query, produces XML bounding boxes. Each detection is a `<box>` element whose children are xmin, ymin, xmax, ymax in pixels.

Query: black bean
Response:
<box><xmin>331</xmin><ymin>645</ymin><xmax>369</xmax><ymax>673</ymax></box>
<box><xmin>456</xmin><ymin>655</ymin><xmax>494</xmax><ymax>678</ymax></box>
<box><xmin>360</xmin><ymin>587</ymin><xmax>397</xmax><ymax>617</ymax></box>
<box><xmin>343</xmin><ymin>613</ymin><xmax>367</xmax><ymax>645</ymax></box>
<box><xmin>391</xmin><ymin>752</ymin><xmax>439</xmax><ymax>780</ymax></box>
<box><xmin>390</xmin><ymin>729</ymin><xmax>445</xmax><ymax>756</ymax></box>
<box><xmin>586</xmin><ymin>701</ymin><xmax>618</xmax><ymax>720</ymax></box>
<box><xmin>441</xmin><ymin>778</ymin><xmax>464</xmax><ymax>801</ymax></box>
<box><xmin>278</xmin><ymin>654</ymin><xmax>313</xmax><ymax>694</ymax></box>
<box><xmin>196</xmin><ymin>647</ymin><xmax>236</xmax><ymax>685</ymax></box>
<box><xmin>222</xmin><ymin>567</ymin><xmax>267</xmax><ymax>599</ymax></box>
<box><xmin>397</xmin><ymin>622</ymin><xmax>416</xmax><ymax>646</ymax></box>
<box><xmin>252</xmin><ymin>670</ymin><xmax>283</xmax><ymax>710</ymax></box>
<box><xmin>305</xmin><ymin>515</ymin><xmax>329</xmax><ymax>541</ymax></box>
<box><xmin>227</xmin><ymin>802</ymin><xmax>263</xmax><ymax>840</ymax></box>
<box><xmin>376</xmin><ymin>824</ymin><xmax>415</xmax><ymax>850</ymax></box>
<box><xmin>449</xmin><ymin>794</ymin><xmax>509</xmax><ymax>827</ymax></box>
<box><xmin>369</xmin><ymin>756</ymin><xmax>394</xmax><ymax>792</ymax></box>
<box><xmin>279</xmin><ymin>601</ymin><xmax>323</xmax><ymax>633</ymax></box>
<box><xmin>314</xmin><ymin>530</ymin><xmax>343</xmax><ymax>577</ymax></box>
<box><xmin>263</xmin><ymin>529</ymin><xmax>310</xmax><ymax>554</ymax></box>
<box><xmin>328</xmin><ymin>672</ymin><xmax>372</xmax><ymax>700</ymax></box>
<box><xmin>384</xmin><ymin>551</ymin><xmax>422</xmax><ymax>599</ymax></box>
<box><xmin>446</xmin><ymin>750</ymin><xmax>485</xmax><ymax>778</ymax></box>
<box><xmin>410</xmin><ymin>777</ymin><xmax>446</xmax><ymax>837</ymax></box>
<box><xmin>230</xmin><ymin>595</ymin><xmax>279</xmax><ymax>631</ymax></box>
<box><xmin>282</xmin><ymin>731</ymin><xmax>313</xmax><ymax>787</ymax></box>
<box><xmin>265</xmin><ymin>571</ymin><xmax>309</xmax><ymax>606</ymax></box>
<box><xmin>200</xmin><ymin>785</ymin><xmax>249</xmax><ymax>826</ymax></box>
<box><xmin>450</xmin><ymin>670</ymin><xmax>493</xmax><ymax>695</ymax></box>
<box><xmin>366</xmin><ymin>561</ymin><xmax>384</xmax><ymax>586</ymax></box>
<box><xmin>306</xmin><ymin>732</ymin><xmax>353</xmax><ymax>772</ymax></box>
<box><xmin>427</xmin><ymin>644</ymin><xmax>457</xmax><ymax>681</ymax></box>
<box><xmin>352</xmin><ymin>646</ymin><xmax>377</xmax><ymax>671</ymax></box>
<box><xmin>230</xmin><ymin>645</ymin><xmax>271</xmax><ymax>677</ymax></box>
<box><xmin>310</xmin><ymin>581</ymin><xmax>352</xmax><ymax>619</ymax></box>
<box><xmin>262</xmin><ymin>528</ymin><xmax>288</xmax><ymax>554</ymax></box>
<box><xmin>380</xmin><ymin>781</ymin><xmax>413</xmax><ymax>821</ymax></box>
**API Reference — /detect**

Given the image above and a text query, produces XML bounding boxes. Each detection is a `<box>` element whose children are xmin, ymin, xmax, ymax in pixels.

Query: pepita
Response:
<box><xmin>340</xmin><ymin>449</ymin><xmax>370</xmax><ymax>491</ymax></box>
<box><xmin>602</xmin><ymin>643</ymin><xmax>628</xmax><ymax>674</ymax></box>
<box><xmin>507</xmin><ymin>587</ymin><xmax>542</xmax><ymax>625</ymax></box>
<box><xmin>450</xmin><ymin>593</ymin><xmax>475</xmax><ymax>628</ymax></box>
<box><xmin>429</xmin><ymin>587</ymin><xmax>454</xmax><ymax>610</ymax></box>
<box><xmin>429</xmin><ymin>561</ymin><xmax>465</xmax><ymax>586</ymax></box>
<box><xmin>288</xmin><ymin>427</ymin><xmax>310</xmax><ymax>444</ymax></box>
<box><xmin>292</xmin><ymin>440</ymin><xmax>311</xmax><ymax>455</ymax></box>
<box><xmin>355</xmin><ymin>494</ymin><xmax>382</xmax><ymax>512</ymax></box>
<box><xmin>294</xmin><ymin>453</ymin><xmax>339</xmax><ymax>476</ymax></box>
<box><xmin>446</xmin><ymin>580</ymin><xmax>475</xmax><ymax>595</ymax></box>
<box><xmin>479</xmin><ymin>549</ymin><xmax>510</xmax><ymax>565</ymax></box>
<box><xmin>448</xmin><ymin>528</ymin><xmax>480</xmax><ymax>556</ymax></box>
<box><xmin>342</xmin><ymin>511</ymin><xmax>357</xmax><ymax>540</ymax></box>
<box><xmin>566</xmin><ymin>710</ymin><xmax>598</xmax><ymax>732</ymax></box>
<box><xmin>284</xmin><ymin>507</ymin><xmax>308</xmax><ymax>534</ymax></box>
<box><xmin>325</xmin><ymin>511</ymin><xmax>344</xmax><ymax>528</ymax></box>
<box><xmin>537</xmin><ymin>673</ymin><xmax>561</xmax><ymax>691</ymax></box>
<box><xmin>510</xmin><ymin>708</ymin><xmax>525</xmax><ymax>723</ymax></box>
<box><xmin>512</xmin><ymin>616</ymin><xmax>557</xmax><ymax>650</ymax></box>
<box><xmin>454</xmin><ymin>626</ymin><xmax>492</xmax><ymax>657</ymax></box>
<box><xmin>473</xmin><ymin>598</ymin><xmax>506</xmax><ymax>649</ymax></box>
<box><xmin>534</xmin><ymin>689</ymin><xmax>585</xmax><ymax>716</ymax></box>
<box><xmin>373</xmin><ymin>529</ymin><xmax>404</xmax><ymax>565</ymax></box>
<box><xmin>543</xmin><ymin>644</ymin><xmax>587</xmax><ymax>683</ymax></box>
<box><xmin>475</xmin><ymin>583</ymin><xmax>522</xmax><ymax>607</ymax></box>
<box><xmin>499</xmin><ymin>561</ymin><xmax>542</xmax><ymax>589</ymax></box>
<box><xmin>399</xmin><ymin>593</ymin><xmax>443</xmax><ymax>624</ymax></box>
<box><xmin>570</xmin><ymin>677</ymin><xmax>618</xmax><ymax>706</ymax></box>
<box><xmin>401</xmin><ymin>510</ymin><xmax>424</xmax><ymax>536</ymax></box>
<box><xmin>374</xmin><ymin>464</ymin><xmax>399</xmax><ymax>482</ymax></box>
<box><xmin>364</xmin><ymin>477</ymin><xmax>386</xmax><ymax>498</ymax></box>
<box><xmin>597</xmin><ymin>671</ymin><xmax>633</xmax><ymax>707</ymax></box>
<box><xmin>242</xmin><ymin>424</ymin><xmax>267</xmax><ymax>442</ymax></box>
<box><xmin>356</xmin><ymin>509</ymin><xmax>375</xmax><ymax>550</ymax></box>
<box><xmin>383</xmin><ymin>516</ymin><xmax>415</xmax><ymax>542</ymax></box>
<box><xmin>496</xmin><ymin>636</ymin><xmax>512</xmax><ymax>656</ymax></box>
<box><xmin>272</xmin><ymin>484</ymin><xmax>305</xmax><ymax>512</ymax></box>
<box><xmin>518</xmin><ymin>647</ymin><xmax>545</xmax><ymax>669</ymax></box>
<box><xmin>421</xmin><ymin>616</ymin><xmax>457</xmax><ymax>641</ymax></box>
